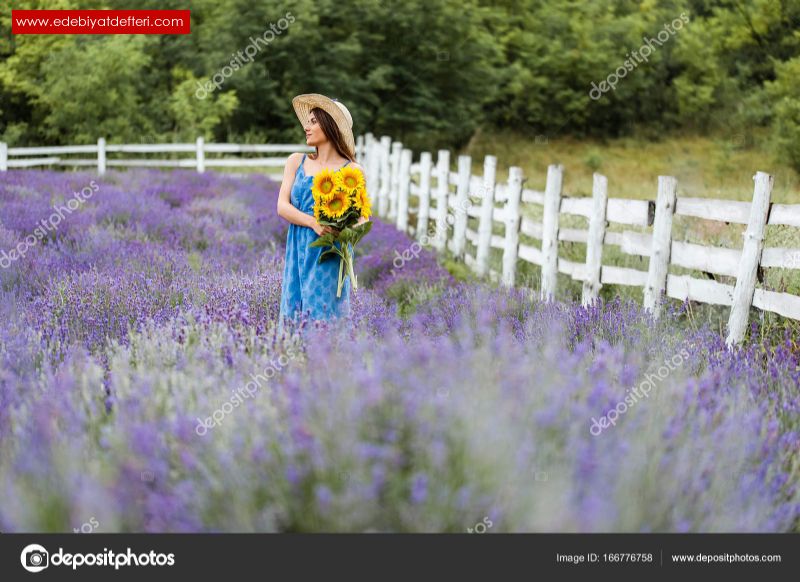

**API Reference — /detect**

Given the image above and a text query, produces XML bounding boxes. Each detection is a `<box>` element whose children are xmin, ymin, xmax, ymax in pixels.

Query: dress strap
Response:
<box><xmin>342</xmin><ymin>160</ymin><xmax>351</xmax><ymax>168</ymax></box>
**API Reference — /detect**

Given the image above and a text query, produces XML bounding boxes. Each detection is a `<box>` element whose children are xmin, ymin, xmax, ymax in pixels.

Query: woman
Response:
<box><xmin>277</xmin><ymin>93</ymin><xmax>368</xmax><ymax>327</ymax></box>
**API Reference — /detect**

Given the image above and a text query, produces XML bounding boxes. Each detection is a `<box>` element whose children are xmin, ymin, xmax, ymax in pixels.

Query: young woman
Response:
<box><xmin>277</xmin><ymin>93</ymin><xmax>368</xmax><ymax>326</ymax></box>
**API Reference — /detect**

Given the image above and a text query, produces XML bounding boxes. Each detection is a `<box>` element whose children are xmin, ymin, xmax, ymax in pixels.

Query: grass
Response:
<box><xmin>461</xmin><ymin>127</ymin><xmax>800</xmax><ymax>203</ymax></box>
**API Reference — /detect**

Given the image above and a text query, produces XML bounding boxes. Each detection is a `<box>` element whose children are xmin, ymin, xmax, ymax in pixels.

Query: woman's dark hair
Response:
<box><xmin>310</xmin><ymin>106</ymin><xmax>355</xmax><ymax>162</ymax></box>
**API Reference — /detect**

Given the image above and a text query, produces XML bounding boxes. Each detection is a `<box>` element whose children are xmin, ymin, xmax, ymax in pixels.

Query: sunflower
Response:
<box><xmin>320</xmin><ymin>187</ymin><xmax>351</xmax><ymax>219</ymax></box>
<box><xmin>312</xmin><ymin>168</ymin><xmax>337</xmax><ymax>202</ymax></box>
<box><xmin>354</xmin><ymin>187</ymin><xmax>372</xmax><ymax>219</ymax></box>
<box><xmin>335</xmin><ymin>166</ymin><xmax>365</xmax><ymax>194</ymax></box>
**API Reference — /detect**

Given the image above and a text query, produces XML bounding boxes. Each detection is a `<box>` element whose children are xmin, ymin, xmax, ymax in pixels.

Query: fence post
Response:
<box><xmin>726</xmin><ymin>171</ymin><xmax>773</xmax><ymax>346</ymax></box>
<box><xmin>452</xmin><ymin>155</ymin><xmax>471</xmax><ymax>258</ymax></box>
<box><xmin>362</xmin><ymin>134</ymin><xmax>371</xmax><ymax>187</ymax></box>
<box><xmin>196</xmin><ymin>136</ymin><xmax>205</xmax><ymax>173</ymax></box>
<box><xmin>434</xmin><ymin>149</ymin><xmax>451</xmax><ymax>253</ymax></box>
<box><xmin>97</xmin><ymin>137</ymin><xmax>106</xmax><ymax>175</ymax></box>
<box><xmin>365</xmin><ymin>134</ymin><xmax>380</xmax><ymax>198</ymax></box>
<box><xmin>476</xmin><ymin>155</ymin><xmax>497</xmax><ymax>277</ymax></box>
<box><xmin>582</xmin><ymin>173</ymin><xmax>608</xmax><ymax>306</ymax></box>
<box><xmin>502</xmin><ymin>166</ymin><xmax>523</xmax><ymax>287</ymax></box>
<box><xmin>416</xmin><ymin>151</ymin><xmax>433</xmax><ymax>242</ymax></box>
<box><xmin>0</xmin><ymin>142</ymin><xmax>7</xmax><ymax>171</ymax></box>
<box><xmin>356</xmin><ymin>133</ymin><xmax>366</xmax><ymax>162</ymax></box>
<box><xmin>396</xmin><ymin>148</ymin><xmax>412</xmax><ymax>233</ymax></box>
<box><xmin>378</xmin><ymin>136</ymin><xmax>391</xmax><ymax>218</ymax></box>
<box><xmin>540</xmin><ymin>164</ymin><xmax>563</xmax><ymax>301</ymax></box>
<box><xmin>643</xmin><ymin>175</ymin><xmax>678</xmax><ymax>317</ymax></box>
<box><xmin>388</xmin><ymin>141</ymin><xmax>402</xmax><ymax>221</ymax></box>
<box><xmin>360</xmin><ymin>133</ymin><xmax>370</xmax><ymax>182</ymax></box>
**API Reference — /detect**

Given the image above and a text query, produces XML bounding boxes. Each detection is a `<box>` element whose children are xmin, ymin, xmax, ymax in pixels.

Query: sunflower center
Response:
<box><xmin>322</xmin><ymin>181</ymin><xmax>333</xmax><ymax>194</ymax></box>
<box><xmin>330</xmin><ymin>199</ymin><xmax>342</xmax><ymax>211</ymax></box>
<box><xmin>345</xmin><ymin>177</ymin><xmax>357</xmax><ymax>188</ymax></box>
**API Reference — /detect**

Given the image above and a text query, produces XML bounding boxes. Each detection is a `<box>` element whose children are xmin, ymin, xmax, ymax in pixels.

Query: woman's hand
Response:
<box><xmin>311</xmin><ymin>219</ymin><xmax>340</xmax><ymax>237</ymax></box>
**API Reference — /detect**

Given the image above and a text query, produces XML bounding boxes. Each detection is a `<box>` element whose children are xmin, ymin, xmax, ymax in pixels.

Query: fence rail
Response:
<box><xmin>0</xmin><ymin>138</ymin><xmax>312</xmax><ymax>178</ymax></box>
<box><xmin>354</xmin><ymin>133</ymin><xmax>800</xmax><ymax>345</ymax></box>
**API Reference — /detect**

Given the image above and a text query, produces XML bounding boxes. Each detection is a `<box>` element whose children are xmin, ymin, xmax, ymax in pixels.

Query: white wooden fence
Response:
<box><xmin>0</xmin><ymin>137</ymin><xmax>311</xmax><ymax>180</ymax></box>
<box><xmin>354</xmin><ymin>133</ymin><xmax>800</xmax><ymax>346</ymax></box>
<box><xmin>3</xmin><ymin>134</ymin><xmax>800</xmax><ymax>345</ymax></box>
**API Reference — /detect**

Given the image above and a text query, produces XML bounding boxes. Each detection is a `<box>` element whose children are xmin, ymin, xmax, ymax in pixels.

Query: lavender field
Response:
<box><xmin>0</xmin><ymin>169</ymin><xmax>798</xmax><ymax>533</ymax></box>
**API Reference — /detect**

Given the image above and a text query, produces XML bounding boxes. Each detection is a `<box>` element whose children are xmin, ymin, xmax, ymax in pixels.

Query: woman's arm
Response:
<box><xmin>276</xmin><ymin>153</ymin><xmax>316</xmax><ymax>229</ymax></box>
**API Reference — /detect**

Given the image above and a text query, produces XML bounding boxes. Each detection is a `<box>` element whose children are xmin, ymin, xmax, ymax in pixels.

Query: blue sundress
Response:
<box><xmin>279</xmin><ymin>153</ymin><xmax>353</xmax><ymax>325</ymax></box>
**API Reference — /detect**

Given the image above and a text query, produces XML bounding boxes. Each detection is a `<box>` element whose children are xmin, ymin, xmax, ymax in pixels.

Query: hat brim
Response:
<box><xmin>292</xmin><ymin>93</ymin><xmax>355</xmax><ymax>156</ymax></box>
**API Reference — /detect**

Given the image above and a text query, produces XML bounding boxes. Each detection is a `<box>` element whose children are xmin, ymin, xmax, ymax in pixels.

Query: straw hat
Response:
<box><xmin>292</xmin><ymin>93</ymin><xmax>355</xmax><ymax>156</ymax></box>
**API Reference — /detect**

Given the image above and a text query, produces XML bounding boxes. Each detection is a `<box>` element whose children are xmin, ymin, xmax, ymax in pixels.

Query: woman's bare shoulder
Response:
<box><xmin>350</xmin><ymin>161</ymin><xmax>364</xmax><ymax>172</ymax></box>
<box><xmin>286</xmin><ymin>152</ymin><xmax>304</xmax><ymax>169</ymax></box>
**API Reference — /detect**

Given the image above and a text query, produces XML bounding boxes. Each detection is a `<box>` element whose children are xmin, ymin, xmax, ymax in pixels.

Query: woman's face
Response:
<box><xmin>303</xmin><ymin>113</ymin><xmax>327</xmax><ymax>147</ymax></box>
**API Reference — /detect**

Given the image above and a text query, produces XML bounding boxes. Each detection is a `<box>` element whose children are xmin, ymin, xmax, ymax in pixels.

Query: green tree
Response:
<box><xmin>169</xmin><ymin>68</ymin><xmax>239</xmax><ymax>140</ymax></box>
<box><xmin>766</xmin><ymin>56</ymin><xmax>800</xmax><ymax>171</ymax></box>
<box><xmin>36</xmin><ymin>35</ymin><xmax>156</xmax><ymax>143</ymax></box>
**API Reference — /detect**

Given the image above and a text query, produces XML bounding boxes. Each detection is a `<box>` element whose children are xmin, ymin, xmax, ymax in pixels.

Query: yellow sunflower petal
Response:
<box><xmin>355</xmin><ymin>187</ymin><xmax>372</xmax><ymax>219</ymax></box>
<box><xmin>312</xmin><ymin>168</ymin><xmax>338</xmax><ymax>202</ymax></box>
<box><xmin>320</xmin><ymin>187</ymin><xmax>351</xmax><ymax>219</ymax></box>
<box><xmin>334</xmin><ymin>166</ymin><xmax>366</xmax><ymax>195</ymax></box>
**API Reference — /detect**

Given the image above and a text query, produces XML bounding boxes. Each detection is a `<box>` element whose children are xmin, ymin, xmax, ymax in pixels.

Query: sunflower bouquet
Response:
<box><xmin>309</xmin><ymin>165</ymin><xmax>374</xmax><ymax>297</ymax></box>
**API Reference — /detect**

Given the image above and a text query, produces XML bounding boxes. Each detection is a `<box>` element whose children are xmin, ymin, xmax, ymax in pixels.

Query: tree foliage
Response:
<box><xmin>0</xmin><ymin>0</ymin><xmax>798</xmax><ymax>166</ymax></box>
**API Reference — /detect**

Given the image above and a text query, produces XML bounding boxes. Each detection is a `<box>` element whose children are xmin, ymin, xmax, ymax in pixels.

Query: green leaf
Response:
<box><xmin>318</xmin><ymin>248</ymin><xmax>342</xmax><ymax>264</ymax></box>
<box><xmin>309</xmin><ymin>233</ymin><xmax>335</xmax><ymax>248</ymax></box>
<box><xmin>353</xmin><ymin>221</ymin><xmax>374</xmax><ymax>235</ymax></box>
<box><xmin>335</xmin><ymin>227</ymin><xmax>355</xmax><ymax>244</ymax></box>
<box><xmin>351</xmin><ymin>221</ymin><xmax>373</xmax><ymax>245</ymax></box>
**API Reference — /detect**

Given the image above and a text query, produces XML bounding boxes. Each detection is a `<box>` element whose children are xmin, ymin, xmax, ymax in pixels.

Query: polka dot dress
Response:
<box><xmin>279</xmin><ymin>154</ymin><xmax>353</xmax><ymax>325</ymax></box>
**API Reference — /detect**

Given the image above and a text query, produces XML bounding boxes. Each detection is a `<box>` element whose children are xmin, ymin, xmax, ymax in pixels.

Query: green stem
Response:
<box><xmin>336</xmin><ymin>247</ymin><xmax>345</xmax><ymax>298</ymax></box>
<box><xmin>347</xmin><ymin>244</ymin><xmax>358</xmax><ymax>292</ymax></box>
